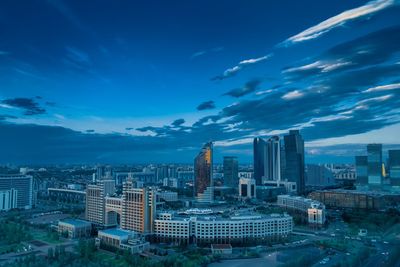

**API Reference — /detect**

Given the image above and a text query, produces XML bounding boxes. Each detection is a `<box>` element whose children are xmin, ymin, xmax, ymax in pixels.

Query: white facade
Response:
<box><xmin>239</xmin><ymin>178</ymin><xmax>256</xmax><ymax>199</ymax></box>
<box><xmin>277</xmin><ymin>195</ymin><xmax>325</xmax><ymax>225</ymax></box>
<box><xmin>154</xmin><ymin>212</ymin><xmax>293</xmax><ymax>244</ymax></box>
<box><xmin>0</xmin><ymin>189</ymin><xmax>18</xmax><ymax>211</ymax></box>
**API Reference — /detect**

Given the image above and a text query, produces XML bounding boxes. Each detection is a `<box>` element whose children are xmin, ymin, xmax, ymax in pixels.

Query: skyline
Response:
<box><xmin>1</xmin><ymin>0</ymin><xmax>400</xmax><ymax>164</ymax></box>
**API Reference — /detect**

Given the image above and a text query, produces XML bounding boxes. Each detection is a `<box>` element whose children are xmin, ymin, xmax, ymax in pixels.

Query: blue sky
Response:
<box><xmin>1</xmin><ymin>0</ymin><xmax>400</xmax><ymax>164</ymax></box>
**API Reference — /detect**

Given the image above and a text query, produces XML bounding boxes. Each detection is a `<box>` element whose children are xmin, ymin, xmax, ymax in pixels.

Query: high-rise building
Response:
<box><xmin>355</xmin><ymin>156</ymin><xmax>368</xmax><ymax>185</ymax></box>
<box><xmin>0</xmin><ymin>174</ymin><xmax>34</xmax><ymax>209</ymax></box>
<box><xmin>223</xmin><ymin>156</ymin><xmax>238</xmax><ymax>188</ymax></box>
<box><xmin>367</xmin><ymin>144</ymin><xmax>383</xmax><ymax>186</ymax></box>
<box><xmin>86</xmin><ymin>177</ymin><xmax>116</xmax><ymax>227</ymax></box>
<box><xmin>389</xmin><ymin>150</ymin><xmax>400</xmax><ymax>186</ymax></box>
<box><xmin>194</xmin><ymin>142</ymin><xmax>213</xmax><ymax>203</ymax></box>
<box><xmin>284</xmin><ymin>130</ymin><xmax>305</xmax><ymax>195</ymax></box>
<box><xmin>121</xmin><ymin>179</ymin><xmax>158</xmax><ymax>233</ymax></box>
<box><xmin>264</xmin><ymin>136</ymin><xmax>281</xmax><ymax>182</ymax></box>
<box><xmin>253</xmin><ymin>138</ymin><xmax>266</xmax><ymax>185</ymax></box>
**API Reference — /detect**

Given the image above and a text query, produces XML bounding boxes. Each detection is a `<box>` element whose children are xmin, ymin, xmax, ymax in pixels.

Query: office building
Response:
<box><xmin>355</xmin><ymin>156</ymin><xmax>368</xmax><ymax>186</ymax></box>
<box><xmin>264</xmin><ymin>136</ymin><xmax>281</xmax><ymax>182</ymax></box>
<box><xmin>121</xmin><ymin>180</ymin><xmax>158</xmax><ymax>233</ymax></box>
<box><xmin>85</xmin><ymin>176</ymin><xmax>116</xmax><ymax>227</ymax></box>
<box><xmin>96</xmin><ymin>228</ymin><xmax>149</xmax><ymax>254</ymax></box>
<box><xmin>277</xmin><ymin>195</ymin><xmax>325</xmax><ymax>225</ymax></box>
<box><xmin>0</xmin><ymin>189</ymin><xmax>18</xmax><ymax>211</ymax></box>
<box><xmin>284</xmin><ymin>130</ymin><xmax>305</xmax><ymax>195</ymax></box>
<box><xmin>194</xmin><ymin>142</ymin><xmax>213</xmax><ymax>203</ymax></box>
<box><xmin>367</xmin><ymin>144</ymin><xmax>383</xmax><ymax>186</ymax></box>
<box><xmin>308</xmin><ymin>189</ymin><xmax>400</xmax><ymax>210</ymax></box>
<box><xmin>306</xmin><ymin>164</ymin><xmax>334</xmax><ymax>186</ymax></box>
<box><xmin>154</xmin><ymin>211</ymin><xmax>293</xmax><ymax>245</ymax></box>
<box><xmin>0</xmin><ymin>174</ymin><xmax>34</xmax><ymax>209</ymax></box>
<box><xmin>48</xmin><ymin>188</ymin><xmax>86</xmax><ymax>203</ymax></box>
<box><xmin>389</xmin><ymin>150</ymin><xmax>400</xmax><ymax>186</ymax></box>
<box><xmin>223</xmin><ymin>156</ymin><xmax>238</xmax><ymax>188</ymax></box>
<box><xmin>239</xmin><ymin>178</ymin><xmax>256</xmax><ymax>199</ymax></box>
<box><xmin>58</xmin><ymin>219</ymin><xmax>92</xmax><ymax>239</ymax></box>
<box><xmin>253</xmin><ymin>138</ymin><xmax>266</xmax><ymax>185</ymax></box>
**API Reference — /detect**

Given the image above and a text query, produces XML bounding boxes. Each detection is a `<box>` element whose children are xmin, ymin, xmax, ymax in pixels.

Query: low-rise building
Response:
<box><xmin>308</xmin><ymin>189</ymin><xmax>400</xmax><ymax>210</ymax></box>
<box><xmin>154</xmin><ymin>210</ymin><xmax>293</xmax><ymax>245</ymax></box>
<box><xmin>96</xmin><ymin>228</ymin><xmax>149</xmax><ymax>254</ymax></box>
<box><xmin>58</xmin><ymin>219</ymin><xmax>92</xmax><ymax>239</ymax></box>
<box><xmin>277</xmin><ymin>195</ymin><xmax>326</xmax><ymax>225</ymax></box>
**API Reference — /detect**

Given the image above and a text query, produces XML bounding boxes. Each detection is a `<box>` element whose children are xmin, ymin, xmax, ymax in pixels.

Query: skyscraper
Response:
<box><xmin>367</xmin><ymin>144</ymin><xmax>383</xmax><ymax>186</ymax></box>
<box><xmin>264</xmin><ymin>136</ymin><xmax>281</xmax><ymax>182</ymax></box>
<box><xmin>121</xmin><ymin>179</ymin><xmax>157</xmax><ymax>233</ymax></box>
<box><xmin>389</xmin><ymin>150</ymin><xmax>400</xmax><ymax>186</ymax></box>
<box><xmin>355</xmin><ymin>156</ymin><xmax>368</xmax><ymax>185</ymax></box>
<box><xmin>253</xmin><ymin>138</ymin><xmax>266</xmax><ymax>185</ymax></box>
<box><xmin>194</xmin><ymin>142</ymin><xmax>213</xmax><ymax>203</ymax></box>
<box><xmin>284</xmin><ymin>130</ymin><xmax>305</xmax><ymax>195</ymax></box>
<box><xmin>223</xmin><ymin>156</ymin><xmax>239</xmax><ymax>188</ymax></box>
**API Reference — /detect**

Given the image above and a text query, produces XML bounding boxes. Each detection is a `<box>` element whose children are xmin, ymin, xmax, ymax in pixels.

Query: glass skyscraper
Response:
<box><xmin>264</xmin><ymin>136</ymin><xmax>281</xmax><ymax>182</ymax></box>
<box><xmin>283</xmin><ymin>130</ymin><xmax>305</xmax><ymax>195</ymax></box>
<box><xmin>355</xmin><ymin>156</ymin><xmax>368</xmax><ymax>185</ymax></box>
<box><xmin>389</xmin><ymin>150</ymin><xmax>400</xmax><ymax>186</ymax></box>
<box><xmin>253</xmin><ymin>138</ymin><xmax>266</xmax><ymax>185</ymax></box>
<box><xmin>367</xmin><ymin>144</ymin><xmax>382</xmax><ymax>186</ymax></box>
<box><xmin>223</xmin><ymin>156</ymin><xmax>238</xmax><ymax>188</ymax></box>
<box><xmin>194</xmin><ymin>142</ymin><xmax>213</xmax><ymax>203</ymax></box>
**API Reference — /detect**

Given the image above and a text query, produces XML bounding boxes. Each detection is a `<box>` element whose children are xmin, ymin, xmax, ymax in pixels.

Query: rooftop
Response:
<box><xmin>99</xmin><ymin>228</ymin><xmax>135</xmax><ymax>238</ymax></box>
<box><xmin>60</xmin><ymin>219</ymin><xmax>91</xmax><ymax>227</ymax></box>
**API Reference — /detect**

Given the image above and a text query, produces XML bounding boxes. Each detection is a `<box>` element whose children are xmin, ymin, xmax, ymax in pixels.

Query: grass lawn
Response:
<box><xmin>30</xmin><ymin>229</ymin><xmax>62</xmax><ymax>244</ymax></box>
<box><xmin>0</xmin><ymin>243</ymin><xmax>23</xmax><ymax>254</ymax></box>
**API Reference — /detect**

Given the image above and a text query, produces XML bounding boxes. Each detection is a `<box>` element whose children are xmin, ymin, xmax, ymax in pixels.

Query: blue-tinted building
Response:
<box><xmin>253</xmin><ymin>138</ymin><xmax>266</xmax><ymax>185</ymax></box>
<box><xmin>389</xmin><ymin>150</ymin><xmax>400</xmax><ymax>186</ymax></box>
<box><xmin>367</xmin><ymin>144</ymin><xmax>383</xmax><ymax>186</ymax></box>
<box><xmin>283</xmin><ymin>130</ymin><xmax>305</xmax><ymax>195</ymax></box>
<box><xmin>223</xmin><ymin>156</ymin><xmax>238</xmax><ymax>188</ymax></box>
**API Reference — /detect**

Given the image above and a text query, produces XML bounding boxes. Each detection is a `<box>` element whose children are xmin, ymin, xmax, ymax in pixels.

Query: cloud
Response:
<box><xmin>283</xmin><ymin>26</ymin><xmax>400</xmax><ymax>82</ymax></box>
<box><xmin>0</xmin><ymin>114</ymin><xmax>17</xmax><ymax>121</ymax></box>
<box><xmin>197</xmin><ymin>101</ymin><xmax>216</xmax><ymax>111</ymax></box>
<box><xmin>0</xmin><ymin>51</ymin><xmax>10</xmax><ymax>56</ymax></box>
<box><xmin>172</xmin><ymin>118</ymin><xmax>185</xmax><ymax>127</ymax></box>
<box><xmin>190</xmin><ymin>47</ymin><xmax>224</xmax><ymax>59</ymax></box>
<box><xmin>1</xmin><ymin>98</ymin><xmax>46</xmax><ymax>115</ymax></box>
<box><xmin>125</xmin><ymin>127</ymin><xmax>134</xmax><ymax>131</ymax></box>
<box><xmin>223</xmin><ymin>79</ymin><xmax>261</xmax><ymax>98</ymax></box>
<box><xmin>282</xmin><ymin>0</ymin><xmax>396</xmax><ymax>45</ymax></box>
<box><xmin>363</xmin><ymin>82</ymin><xmax>400</xmax><ymax>93</ymax></box>
<box><xmin>212</xmin><ymin>54</ymin><xmax>271</xmax><ymax>80</ymax></box>
<box><xmin>282</xmin><ymin>90</ymin><xmax>304</xmax><ymax>100</ymax></box>
<box><xmin>86</xmin><ymin>129</ymin><xmax>95</xmax><ymax>133</ymax></box>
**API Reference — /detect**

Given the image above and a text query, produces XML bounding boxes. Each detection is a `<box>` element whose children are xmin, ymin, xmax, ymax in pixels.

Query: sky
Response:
<box><xmin>1</xmin><ymin>0</ymin><xmax>400</xmax><ymax>164</ymax></box>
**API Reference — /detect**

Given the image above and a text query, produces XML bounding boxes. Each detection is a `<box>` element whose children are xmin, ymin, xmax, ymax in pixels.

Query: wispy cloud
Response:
<box><xmin>282</xmin><ymin>90</ymin><xmax>304</xmax><ymax>100</ymax></box>
<box><xmin>283</xmin><ymin>60</ymin><xmax>352</xmax><ymax>74</ymax></box>
<box><xmin>212</xmin><ymin>54</ymin><xmax>272</xmax><ymax>80</ymax></box>
<box><xmin>1</xmin><ymin>98</ymin><xmax>46</xmax><ymax>115</ymax></box>
<box><xmin>190</xmin><ymin>47</ymin><xmax>224</xmax><ymax>59</ymax></box>
<box><xmin>282</xmin><ymin>0</ymin><xmax>396</xmax><ymax>45</ymax></box>
<box><xmin>363</xmin><ymin>82</ymin><xmax>400</xmax><ymax>93</ymax></box>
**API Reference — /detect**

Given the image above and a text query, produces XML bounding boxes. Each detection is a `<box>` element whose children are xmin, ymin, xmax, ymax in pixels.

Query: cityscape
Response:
<box><xmin>1</xmin><ymin>1</ymin><xmax>400</xmax><ymax>267</ymax></box>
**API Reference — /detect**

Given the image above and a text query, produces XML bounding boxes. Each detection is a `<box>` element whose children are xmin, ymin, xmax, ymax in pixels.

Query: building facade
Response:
<box><xmin>264</xmin><ymin>136</ymin><xmax>281</xmax><ymax>182</ymax></box>
<box><xmin>0</xmin><ymin>174</ymin><xmax>33</xmax><ymax>209</ymax></box>
<box><xmin>0</xmin><ymin>189</ymin><xmax>18</xmax><ymax>211</ymax></box>
<box><xmin>223</xmin><ymin>156</ymin><xmax>238</xmax><ymax>188</ymax></box>
<box><xmin>389</xmin><ymin>150</ymin><xmax>400</xmax><ymax>186</ymax></box>
<box><xmin>239</xmin><ymin>178</ymin><xmax>256</xmax><ymax>199</ymax></box>
<box><xmin>283</xmin><ymin>130</ymin><xmax>305</xmax><ymax>195</ymax></box>
<box><xmin>154</xmin><ymin>212</ymin><xmax>293</xmax><ymax>245</ymax></box>
<box><xmin>253</xmin><ymin>138</ymin><xmax>266</xmax><ymax>185</ymax></box>
<box><xmin>58</xmin><ymin>219</ymin><xmax>92</xmax><ymax>239</ymax></box>
<box><xmin>277</xmin><ymin>195</ymin><xmax>325</xmax><ymax>225</ymax></box>
<box><xmin>194</xmin><ymin>142</ymin><xmax>213</xmax><ymax>203</ymax></box>
<box><xmin>367</xmin><ymin>144</ymin><xmax>383</xmax><ymax>186</ymax></box>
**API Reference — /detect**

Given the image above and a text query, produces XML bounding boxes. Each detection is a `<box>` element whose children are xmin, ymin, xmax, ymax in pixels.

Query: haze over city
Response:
<box><xmin>1</xmin><ymin>0</ymin><xmax>400</xmax><ymax>164</ymax></box>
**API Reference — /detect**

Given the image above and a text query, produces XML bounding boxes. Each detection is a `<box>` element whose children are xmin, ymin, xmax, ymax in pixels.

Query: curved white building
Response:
<box><xmin>154</xmin><ymin>211</ymin><xmax>293</xmax><ymax>245</ymax></box>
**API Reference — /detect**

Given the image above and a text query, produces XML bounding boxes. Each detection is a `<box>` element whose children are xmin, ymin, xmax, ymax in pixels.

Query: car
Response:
<box><xmin>383</xmin><ymin>241</ymin><xmax>389</xmax><ymax>244</ymax></box>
